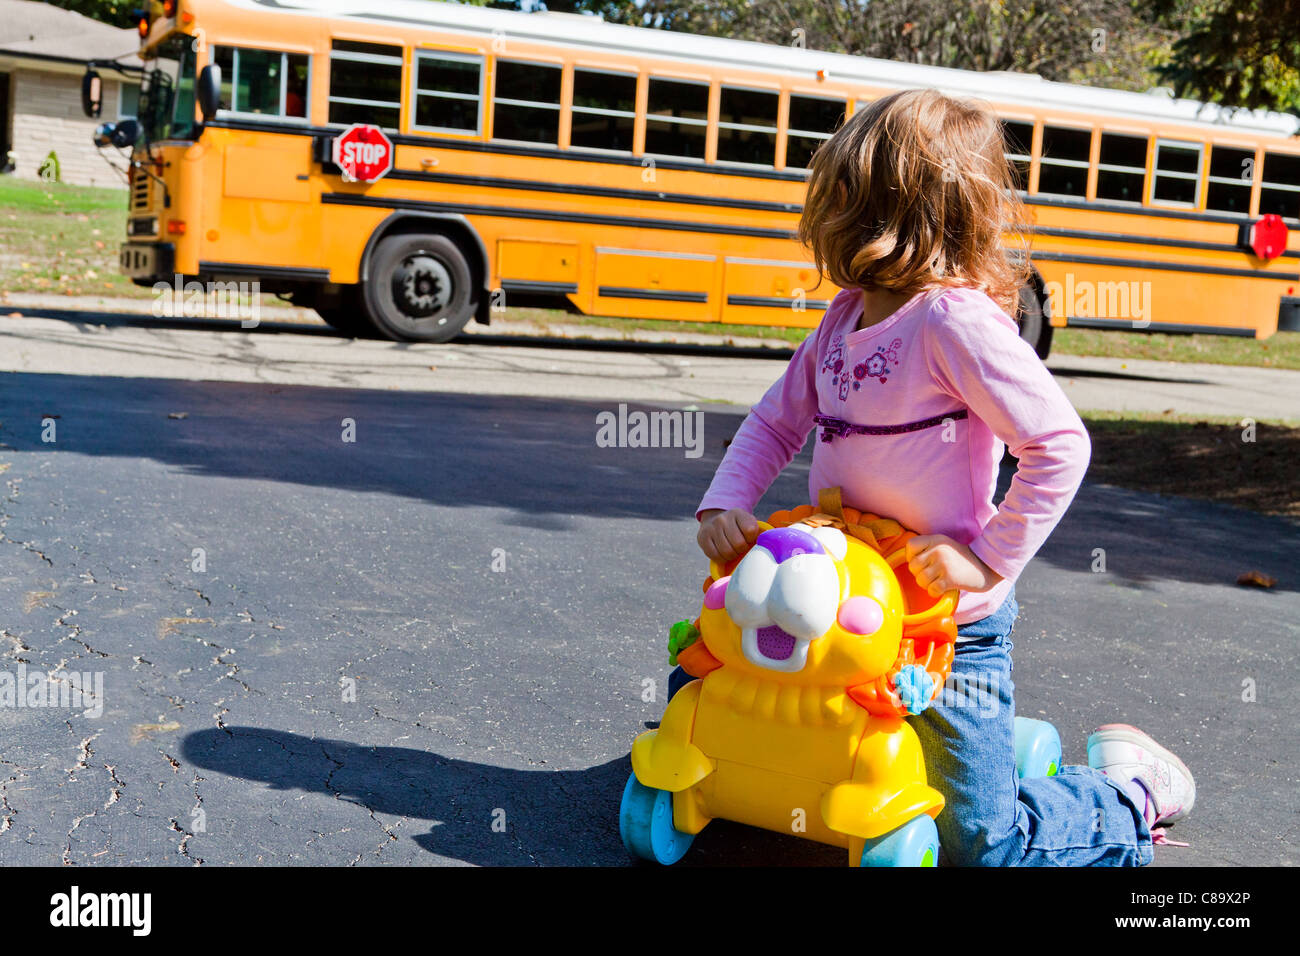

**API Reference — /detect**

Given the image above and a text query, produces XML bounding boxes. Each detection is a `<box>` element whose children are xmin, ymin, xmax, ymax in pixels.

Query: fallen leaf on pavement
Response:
<box><xmin>1237</xmin><ymin>570</ymin><xmax>1277</xmax><ymax>588</ymax></box>
<box><xmin>24</xmin><ymin>591</ymin><xmax>53</xmax><ymax>613</ymax></box>
<box><xmin>157</xmin><ymin>617</ymin><xmax>213</xmax><ymax>639</ymax></box>
<box><xmin>130</xmin><ymin>721</ymin><xmax>181</xmax><ymax>744</ymax></box>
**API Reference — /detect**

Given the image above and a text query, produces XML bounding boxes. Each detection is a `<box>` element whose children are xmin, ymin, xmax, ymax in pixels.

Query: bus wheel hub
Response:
<box><xmin>395</xmin><ymin>255</ymin><xmax>451</xmax><ymax>317</ymax></box>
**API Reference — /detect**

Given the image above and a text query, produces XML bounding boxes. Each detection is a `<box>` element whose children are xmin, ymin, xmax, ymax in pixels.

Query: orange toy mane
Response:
<box><xmin>683</xmin><ymin>487</ymin><xmax>957</xmax><ymax>718</ymax></box>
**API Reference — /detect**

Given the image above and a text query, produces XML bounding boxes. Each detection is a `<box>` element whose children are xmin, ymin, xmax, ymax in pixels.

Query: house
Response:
<box><xmin>0</xmin><ymin>0</ymin><xmax>142</xmax><ymax>187</ymax></box>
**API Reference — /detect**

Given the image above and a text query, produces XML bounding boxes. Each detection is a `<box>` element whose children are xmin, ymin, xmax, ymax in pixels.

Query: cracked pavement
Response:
<box><xmin>0</xmin><ymin>317</ymin><xmax>1297</xmax><ymax>866</ymax></box>
<box><xmin>0</xmin><ymin>371</ymin><xmax>742</xmax><ymax>865</ymax></box>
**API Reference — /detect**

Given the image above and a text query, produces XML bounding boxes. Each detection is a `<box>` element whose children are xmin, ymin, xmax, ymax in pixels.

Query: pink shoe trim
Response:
<box><xmin>1151</xmin><ymin>827</ymin><xmax>1189</xmax><ymax>848</ymax></box>
<box><xmin>1140</xmin><ymin>786</ymin><xmax>1156</xmax><ymax>828</ymax></box>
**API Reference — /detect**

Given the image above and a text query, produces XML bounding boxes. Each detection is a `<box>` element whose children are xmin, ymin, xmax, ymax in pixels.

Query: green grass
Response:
<box><xmin>0</xmin><ymin>176</ymin><xmax>143</xmax><ymax>298</ymax></box>
<box><xmin>0</xmin><ymin>176</ymin><xmax>128</xmax><ymax>214</ymax></box>
<box><xmin>493</xmin><ymin>307</ymin><xmax>813</xmax><ymax>344</ymax></box>
<box><xmin>1053</xmin><ymin>327</ymin><xmax>1300</xmax><ymax>371</ymax></box>
<box><xmin>1081</xmin><ymin>407</ymin><xmax>1298</xmax><ymax>429</ymax></box>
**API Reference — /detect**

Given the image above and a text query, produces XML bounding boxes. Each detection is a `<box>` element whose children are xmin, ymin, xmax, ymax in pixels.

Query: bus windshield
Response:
<box><xmin>139</xmin><ymin>34</ymin><xmax>197</xmax><ymax>142</ymax></box>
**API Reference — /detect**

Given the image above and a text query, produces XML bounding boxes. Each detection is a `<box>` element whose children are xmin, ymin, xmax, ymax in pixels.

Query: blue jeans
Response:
<box><xmin>666</xmin><ymin>590</ymin><xmax>1154</xmax><ymax>866</ymax></box>
<box><xmin>911</xmin><ymin>589</ymin><xmax>1153</xmax><ymax>866</ymax></box>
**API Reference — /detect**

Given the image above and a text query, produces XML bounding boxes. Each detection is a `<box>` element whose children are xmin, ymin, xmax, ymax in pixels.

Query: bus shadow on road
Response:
<box><xmin>181</xmin><ymin>726</ymin><xmax>840</xmax><ymax>866</ymax></box>
<box><xmin>0</xmin><ymin>370</ymin><xmax>758</xmax><ymax>522</ymax></box>
<box><xmin>1</xmin><ymin>370</ymin><xmax>1294</xmax><ymax>590</ymax></box>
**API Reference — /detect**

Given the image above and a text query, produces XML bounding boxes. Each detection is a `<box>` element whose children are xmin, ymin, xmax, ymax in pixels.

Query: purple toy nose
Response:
<box><xmin>754</xmin><ymin>526</ymin><xmax>825</xmax><ymax>563</ymax></box>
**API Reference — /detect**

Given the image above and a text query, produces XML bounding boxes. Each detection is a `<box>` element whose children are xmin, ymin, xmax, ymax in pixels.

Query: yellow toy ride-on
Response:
<box><xmin>620</xmin><ymin>492</ymin><xmax>1062</xmax><ymax>867</ymax></box>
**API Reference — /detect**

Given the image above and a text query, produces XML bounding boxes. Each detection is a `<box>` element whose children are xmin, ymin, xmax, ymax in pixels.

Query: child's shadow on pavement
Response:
<box><xmin>182</xmin><ymin>726</ymin><xmax>840</xmax><ymax>866</ymax></box>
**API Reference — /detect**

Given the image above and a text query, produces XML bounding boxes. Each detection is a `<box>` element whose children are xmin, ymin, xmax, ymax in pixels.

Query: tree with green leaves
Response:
<box><xmin>41</xmin><ymin>0</ymin><xmax>137</xmax><ymax>29</ymax></box>
<box><xmin>1149</xmin><ymin>0</ymin><xmax>1300</xmax><ymax>113</ymax></box>
<box><xmin>592</xmin><ymin>1</ymin><xmax>1178</xmax><ymax>92</ymax></box>
<box><xmin>589</xmin><ymin>0</ymin><xmax>1300</xmax><ymax>110</ymax></box>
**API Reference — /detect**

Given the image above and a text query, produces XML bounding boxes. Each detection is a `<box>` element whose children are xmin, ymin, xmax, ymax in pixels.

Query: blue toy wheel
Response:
<box><xmin>859</xmin><ymin>813</ymin><xmax>939</xmax><ymax>867</ymax></box>
<box><xmin>619</xmin><ymin>772</ymin><xmax>695</xmax><ymax>865</ymax></box>
<box><xmin>1014</xmin><ymin>716</ymin><xmax>1062</xmax><ymax>779</ymax></box>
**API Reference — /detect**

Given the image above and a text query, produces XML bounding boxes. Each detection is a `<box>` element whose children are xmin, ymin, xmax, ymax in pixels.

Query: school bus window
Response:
<box><xmin>1151</xmin><ymin>139</ymin><xmax>1202</xmax><ymax>206</ymax></box>
<box><xmin>645</xmin><ymin>77</ymin><xmax>708</xmax><ymax>160</ymax></box>
<box><xmin>1037</xmin><ymin>125</ymin><xmax>1091</xmax><ymax>197</ymax></box>
<box><xmin>1205</xmin><ymin>145</ymin><xmax>1255</xmax><ymax>214</ymax></box>
<box><xmin>717</xmin><ymin>86</ymin><xmax>778</xmax><ymax>166</ymax></box>
<box><xmin>409</xmin><ymin>52</ymin><xmax>481</xmax><ymax>134</ymax></box>
<box><xmin>492</xmin><ymin>59</ymin><xmax>561</xmax><ymax>144</ymax></box>
<box><xmin>1000</xmin><ymin>119</ymin><xmax>1033</xmax><ymax>191</ymax></box>
<box><xmin>213</xmin><ymin>47</ymin><xmax>308</xmax><ymax>118</ymax></box>
<box><xmin>1095</xmin><ymin>132</ymin><xmax>1147</xmax><ymax>203</ymax></box>
<box><xmin>787</xmin><ymin>94</ymin><xmax>844</xmax><ymax>170</ymax></box>
<box><xmin>1260</xmin><ymin>152</ymin><xmax>1300</xmax><ymax>221</ymax></box>
<box><xmin>141</xmin><ymin>34</ymin><xmax>197</xmax><ymax>141</ymax></box>
<box><xmin>570</xmin><ymin>68</ymin><xmax>636</xmax><ymax>152</ymax></box>
<box><xmin>329</xmin><ymin>40</ymin><xmax>402</xmax><ymax>128</ymax></box>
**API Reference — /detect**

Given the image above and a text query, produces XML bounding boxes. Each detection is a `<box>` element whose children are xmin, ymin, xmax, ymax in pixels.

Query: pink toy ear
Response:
<box><xmin>837</xmin><ymin>596</ymin><xmax>884</xmax><ymax>635</ymax></box>
<box><xmin>704</xmin><ymin>575</ymin><xmax>730</xmax><ymax>610</ymax></box>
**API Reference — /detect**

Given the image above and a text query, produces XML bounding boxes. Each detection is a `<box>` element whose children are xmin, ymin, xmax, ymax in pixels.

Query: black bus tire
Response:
<box><xmin>1016</xmin><ymin>282</ymin><xmax>1053</xmax><ymax>360</ymax></box>
<box><xmin>361</xmin><ymin>233</ymin><xmax>476</xmax><ymax>343</ymax></box>
<box><xmin>313</xmin><ymin>285</ymin><xmax>372</xmax><ymax>338</ymax></box>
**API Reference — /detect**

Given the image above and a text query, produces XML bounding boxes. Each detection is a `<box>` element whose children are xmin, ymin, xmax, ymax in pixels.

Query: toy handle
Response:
<box><xmin>886</xmin><ymin>548</ymin><xmax>960</xmax><ymax>618</ymax></box>
<box><xmin>706</xmin><ymin>520</ymin><xmax>773</xmax><ymax>582</ymax></box>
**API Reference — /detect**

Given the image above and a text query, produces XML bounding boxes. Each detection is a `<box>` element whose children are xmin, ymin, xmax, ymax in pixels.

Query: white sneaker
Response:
<box><xmin>1088</xmin><ymin>723</ymin><xmax>1195</xmax><ymax>826</ymax></box>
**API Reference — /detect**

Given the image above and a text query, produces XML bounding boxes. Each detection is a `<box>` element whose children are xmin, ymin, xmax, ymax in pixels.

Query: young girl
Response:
<box><xmin>692</xmin><ymin>89</ymin><xmax>1194</xmax><ymax>866</ymax></box>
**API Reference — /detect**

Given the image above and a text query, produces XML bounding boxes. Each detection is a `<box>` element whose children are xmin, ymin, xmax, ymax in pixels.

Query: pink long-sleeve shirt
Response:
<box><xmin>698</xmin><ymin>285</ymin><xmax>1091</xmax><ymax>625</ymax></box>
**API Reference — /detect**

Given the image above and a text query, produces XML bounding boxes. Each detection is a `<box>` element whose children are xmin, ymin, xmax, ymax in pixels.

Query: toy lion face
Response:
<box><xmin>698</xmin><ymin>521</ymin><xmax>908</xmax><ymax>688</ymax></box>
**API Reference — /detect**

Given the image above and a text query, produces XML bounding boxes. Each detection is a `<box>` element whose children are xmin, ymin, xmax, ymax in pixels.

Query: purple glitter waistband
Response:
<box><xmin>813</xmin><ymin>409</ymin><xmax>968</xmax><ymax>442</ymax></box>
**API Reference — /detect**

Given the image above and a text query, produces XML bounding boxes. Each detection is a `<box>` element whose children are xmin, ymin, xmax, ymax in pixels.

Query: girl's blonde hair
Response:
<box><xmin>798</xmin><ymin>88</ymin><xmax>1030</xmax><ymax>314</ymax></box>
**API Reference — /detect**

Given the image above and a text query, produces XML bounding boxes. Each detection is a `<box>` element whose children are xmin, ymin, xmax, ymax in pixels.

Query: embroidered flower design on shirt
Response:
<box><xmin>852</xmin><ymin>337</ymin><xmax>903</xmax><ymax>387</ymax></box>
<box><xmin>820</xmin><ymin>335</ymin><xmax>852</xmax><ymax>400</ymax></box>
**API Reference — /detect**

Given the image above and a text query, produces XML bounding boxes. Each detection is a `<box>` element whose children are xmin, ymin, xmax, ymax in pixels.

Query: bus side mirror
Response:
<box><xmin>81</xmin><ymin>70</ymin><xmax>103</xmax><ymax>119</ymax></box>
<box><xmin>94</xmin><ymin>119</ymin><xmax>140</xmax><ymax>149</ymax></box>
<box><xmin>112</xmin><ymin>118</ymin><xmax>141</xmax><ymax>148</ymax></box>
<box><xmin>197</xmin><ymin>64</ymin><xmax>222</xmax><ymax>122</ymax></box>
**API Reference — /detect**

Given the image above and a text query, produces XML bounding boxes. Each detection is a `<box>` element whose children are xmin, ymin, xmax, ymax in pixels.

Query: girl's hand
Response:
<box><xmin>905</xmin><ymin>534</ymin><xmax>1004</xmax><ymax>597</ymax></box>
<box><xmin>697</xmin><ymin>509</ymin><xmax>760</xmax><ymax>564</ymax></box>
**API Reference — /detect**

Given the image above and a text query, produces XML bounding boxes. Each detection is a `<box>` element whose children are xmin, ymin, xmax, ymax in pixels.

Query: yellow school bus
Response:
<box><xmin>83</xmin><ymin>0</ymin><xmax>1300</xmax><ymax>350</ymax></box>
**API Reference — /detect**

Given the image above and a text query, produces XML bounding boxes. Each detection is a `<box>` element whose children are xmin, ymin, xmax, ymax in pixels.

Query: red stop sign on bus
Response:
<box><xmin>1249</xmin><ymin>214</ymin><xmax>1288</xmax><ymax>262</ymax></box>
<box><xmin>332</xmin><ymin>124</ymin><xmax>394</xmax><ymax>183</ymax></box>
